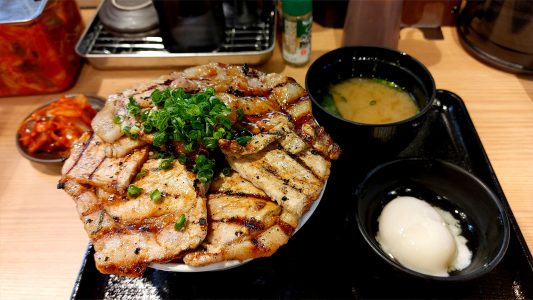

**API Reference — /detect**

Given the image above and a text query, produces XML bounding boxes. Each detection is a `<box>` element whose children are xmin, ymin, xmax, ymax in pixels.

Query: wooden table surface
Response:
<box><xmin>1</xmin><ymin>9</ymin><xmax>532</xmax><ymax>299</ymax></box>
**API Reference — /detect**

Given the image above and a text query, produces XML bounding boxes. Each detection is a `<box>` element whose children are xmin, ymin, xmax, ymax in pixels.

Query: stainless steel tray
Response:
<box><xmin>75</xmin><ymin>1</ymin><xmax>276</xmax><ymax>69</ymax></box>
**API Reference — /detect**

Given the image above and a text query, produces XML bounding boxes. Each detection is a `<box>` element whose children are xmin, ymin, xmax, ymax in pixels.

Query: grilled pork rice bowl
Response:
<box><xmin>59</xmin><ymin>63</ymin><xmax>341</xmax><ymax>277</ymax></box>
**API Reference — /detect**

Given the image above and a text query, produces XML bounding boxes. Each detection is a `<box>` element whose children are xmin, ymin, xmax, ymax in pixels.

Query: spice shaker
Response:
<box><xmin>281</xmin><ymin>0</ymin><xmax>312</xmax><ymax>66</ymax></box>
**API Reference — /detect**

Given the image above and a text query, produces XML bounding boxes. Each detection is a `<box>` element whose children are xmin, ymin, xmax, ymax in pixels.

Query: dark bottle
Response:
<box><xmin>153</xmin><ymin>0</ymin><xmax>226</xmax><ymax>53</ymax></box>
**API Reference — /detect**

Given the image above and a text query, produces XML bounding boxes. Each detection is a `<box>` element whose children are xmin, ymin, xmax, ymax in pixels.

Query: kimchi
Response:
<box><xmin>0</xmin><ymin>0</ymin><xmax>83</xmax><ymax>96</ymax></box>
<box><xmin>18</xmin><ymin>95</ymin><xmax>97</xmax><ymax>156</ymax></box>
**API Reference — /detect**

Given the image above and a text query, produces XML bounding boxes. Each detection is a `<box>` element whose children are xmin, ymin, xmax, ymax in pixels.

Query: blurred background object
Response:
<box><xmin>76</xmin><ymin>0</ymin><xmax>103</xmax><ymax>8</ymax></box>
<box><xmin>314</xmin><ymin>0</ymin><xmax>460</xmax><ymax>29</ymax></box>
<box><xmin>153</xmin><ymin>0</ymin><xmax>226</xmax><ymax>52</ymax></box>
<box><xmin>342</xmin><ymin>0</ymin><xmax>404</xmax><ymax>49</ymax></box>
<box><xmin>98</xmin><ymin>0</ymin><xmax>159</xmax><ymax>35</ymax></box>
<box><xmin>313</xmin><ymin>0</ymin><xmax>348</xmax><ymax>28</ymax></box>
<box><xmin>231</xmin><ymin>0</ymin><xmax>260</xmax><ymax>27</ymax></box>
<box><xmin>457</xmin><ymin>0</ymin><xmax>533</xmax><ymax>74</ymax></box>
<box><xmin>0</xmin><ymin>0</ymin><xmax>84</xmax><ymax>97</ymax></box>
<box><xmin>402</xmin><ymin>0</ymin><xmax>461</xmax><ymax>27</ymax></box>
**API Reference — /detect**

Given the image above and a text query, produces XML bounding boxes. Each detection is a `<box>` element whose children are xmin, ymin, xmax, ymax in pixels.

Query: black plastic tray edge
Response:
<box><xmin>437</xmin><ymin>89</ymin><xmax>533</xmax><ymax>271</ymax></box>
<box><xmin>69</xmin><ymin>89</ymin><xmax>533</xmax><ymax>299</ymax></box>
<box><xmin>70</xmin><ymin>244</ymin><xmax>91</xmax><ymax>299</ymax></box>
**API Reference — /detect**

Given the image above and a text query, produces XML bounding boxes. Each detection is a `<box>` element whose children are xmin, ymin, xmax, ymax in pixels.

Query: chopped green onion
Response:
<box><xmin>149</xmin><ymin>189</ymin><xmax>162</xmax><ymax>203</ymax></box>
<box><xmin>127</xmin><ymin>185</ymin><xmax>143</xmax><ymax>198</ymax></box>
<box><xmin>202</xmin><ymin>137</ymin><xmax>217</xmax><ymax>150</ymax></box>
<box><xmin>130</xmin><ymin>125</ymin><xmax>140</xmax><ymax>135</ymax></box>
<box><xmin>177</xmin><ymin>154</ymin><xmax>187</xmax><ymax>165</ymax></box>
<box><xmin>127</xmin><ymin>96</ymin><xmax>141</xmax><ymax>117</ymax></box>
<box><xmin>136</xmin><ymin>88</ymin><xmax>232</xmax><ymax>151</ymax></box>
<box><xmin>142</xmin><ymin>123</ymin><xmax>153</xmax><ymax>133</ymax></box>
<box><xmin>174</xmin><ymin>214</ymin><xmax>186</xmax><ymax>231</ymax></box>
<box><xmin>121</xmin><ymin>124</ymin><xmax>139</xmax><ymax>139</ymax></box>
<box><xmin>184</xmin><ymin>142</ymin><xmax>194</xmax><ymax>153</ymax></box>
<box><xmin>236</xmin><ymin>107</ymin><xmax>245</xmax><ymax>121</ymax></box>
<box><xmin>113</xmin><ymin>115</ymin><xmax>122</xmax><ymax>124</ymax></box>
<box><xmin>234</xmin><ymin>129</ymin><xmax>253</xmax><ymax>146</ymax></box>
<box><xmin>235</xmin><ymin>135</ymin><xmax>252</xmax><ymax>146</ymax></box>
<box><xmin>222</xmin><ymin>166</ymin><xmax>231</xmax><ymax>176</ymax></box>
<box><xmin>151</xmin><ymin>89</ymin><xmax>164</xmax><ymax>106</ymax></box>
<box><xmin>152</xmin><ymin>131</ymin><xmax>167</xmax><ymax>147</ymax></box>
<box><xmin>155</xmin><ymin>151</ymin><xmax>171</xmax><ymax>159</ymax></box>
<box><xmin>321</xmin><ymin>93</ymin><xmax>341</xmax><ymax>117</ymax></box>
<box><xmin>141</xmin><ymin>110</ymin><xmax>151</xmax><ymax>122</ymax></box>
<box><xmin>159</xmin><ymin>158</ymin><xmax>173</xmax><ymax>170</ymax></box>
<box><xmin>213</xmin><ymin>128</ymin><xmax>226</xmax><ymax>140</ymax></box>
<box><xmin>122</xmin><ymin>87</ymin><xmax>264</xmax><ymax>182</ymax></box>
<box><xmin>121</xmin><ymin>125</ymin><xmax>131</xmax><ymax>134</ymax></box>
<box><xmin>135</xmin><ymin>169</ymin><xmax>147</xmax><ymax>180</ymax></box>
<box><xmin>193</xmin><ymin>155</ymin><xmax>215</xmax><ymax>182</ymax></box>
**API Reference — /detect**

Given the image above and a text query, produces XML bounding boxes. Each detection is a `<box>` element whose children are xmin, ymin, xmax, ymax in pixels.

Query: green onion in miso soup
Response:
<box><xmin>326</xmin><ymin>78</ymin><xmax>419</xmax><ymax>124</ymax></box>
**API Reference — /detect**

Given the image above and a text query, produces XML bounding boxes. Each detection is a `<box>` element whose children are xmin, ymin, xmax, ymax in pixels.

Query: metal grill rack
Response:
<box><xmin>87</xmin><ymin>22</ymin><xmax>273</xmax><ymax>55</ymax></box>
<box><xmin>84</xmin><ymin>26</ymin><xmax>166</xmax><ymax>55</ymax></box>
<box><xmin>76</xmin><ymin>7</ymin><xmax>277</xmax><ymax>69</ymax></box>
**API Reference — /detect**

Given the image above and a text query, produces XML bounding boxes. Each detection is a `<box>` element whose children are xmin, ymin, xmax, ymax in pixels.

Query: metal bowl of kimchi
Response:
<box><xmin>16</xmin><ymin>94</ymin><xmax>105</xmax><ymax>164</ymax></box>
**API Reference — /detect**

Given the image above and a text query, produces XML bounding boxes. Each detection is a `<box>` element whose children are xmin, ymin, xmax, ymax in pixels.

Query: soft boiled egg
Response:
<box><xmin>376</xmin><ymin>196</ymin><xmax>472</xmax><ymax>277</ymax></box>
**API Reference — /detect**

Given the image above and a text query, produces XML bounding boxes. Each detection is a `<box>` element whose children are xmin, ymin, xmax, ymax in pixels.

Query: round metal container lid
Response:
<box><xmin>0</xmin><ymin>0</ymin><xmax>48</xmax><ymax>24</ymax></box>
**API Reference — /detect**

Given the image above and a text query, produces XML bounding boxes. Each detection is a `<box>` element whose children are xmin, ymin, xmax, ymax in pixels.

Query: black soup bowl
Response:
<box><xmin>305</xmin><ymin>46</ymin><xmax>436</xmax><ymax>152</ymax></box>
<box><xmin>355</xmin><ymin>158</ymin><xmax>510</xmax><ymax>281</ymax></box>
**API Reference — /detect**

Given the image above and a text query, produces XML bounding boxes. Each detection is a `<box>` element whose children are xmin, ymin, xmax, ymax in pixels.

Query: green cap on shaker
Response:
<box><xmin>282</xmin><ymin>0</ymin><xmax>312</xmax><ymax>16</ymax></box>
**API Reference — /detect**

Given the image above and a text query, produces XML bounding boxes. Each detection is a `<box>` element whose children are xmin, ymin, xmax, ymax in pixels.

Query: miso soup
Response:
<box><xmin>325</xmin><ymin>78</ymin><xmax>419</xmax><ymax>124</ymax></box>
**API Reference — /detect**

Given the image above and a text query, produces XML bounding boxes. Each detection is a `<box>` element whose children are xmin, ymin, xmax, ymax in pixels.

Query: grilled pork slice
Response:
<box><xmin>221</xmin><ymin>143</ymin><xmax>326</xmax><ymax>218</ymax></box>
<box><xmin>62</xmin><ymin>143</ymin><xmax>208</xmax><ymax>277</ymax></box>
<box><xmin>183</xmin><ymin>172</ymin><xmax>298</xmax><ymax>267</ymax></box>
<box><xmin>91</xmin><ymin>63</ymin><xmax>340</xmax><ymax>160</ymax></box>
<box><xmin>91</xmin><ymin>74</ymin><xmax>176</xmax><ymax>143</ymax></box>
<box><xmin>62</xmin><ymin>132</ymin><xmax>148</xmax><ymax>195</ymax></box>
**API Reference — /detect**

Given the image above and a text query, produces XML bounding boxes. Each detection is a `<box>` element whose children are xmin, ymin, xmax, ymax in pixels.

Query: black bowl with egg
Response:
<box><xmin>355</xmin><ymin>158</ymin><xmax>510</xmax><ymax>281</ymax></box>
<box><xmin>305</xmin><ymin>46</ymin><xmax>436</xmax><ymax>153</ymax></box>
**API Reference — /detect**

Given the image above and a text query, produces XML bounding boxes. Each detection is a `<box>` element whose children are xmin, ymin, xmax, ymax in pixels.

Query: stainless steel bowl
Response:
<box><xmin>98</xmin><ymin>0</ymin><xmax>159</xmax><ymax>34</ymax></box>
<box><xmin>16</xmin><ymin>95</ymin><xmax>105</xmax><ymax>164</ymax></box>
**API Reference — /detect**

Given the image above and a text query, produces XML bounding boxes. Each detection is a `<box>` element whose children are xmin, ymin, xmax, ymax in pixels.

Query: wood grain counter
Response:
<box><xmin>0</xmin><ymin>12</ymin><xmax>532</xmax><ymax>299</ymax></box>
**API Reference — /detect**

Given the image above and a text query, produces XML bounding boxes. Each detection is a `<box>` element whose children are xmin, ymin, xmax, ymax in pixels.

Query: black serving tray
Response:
<box><xmin>71</xmin><ymin>90</ymin><xmax>533</xmax><ymax>299</ymax></box>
